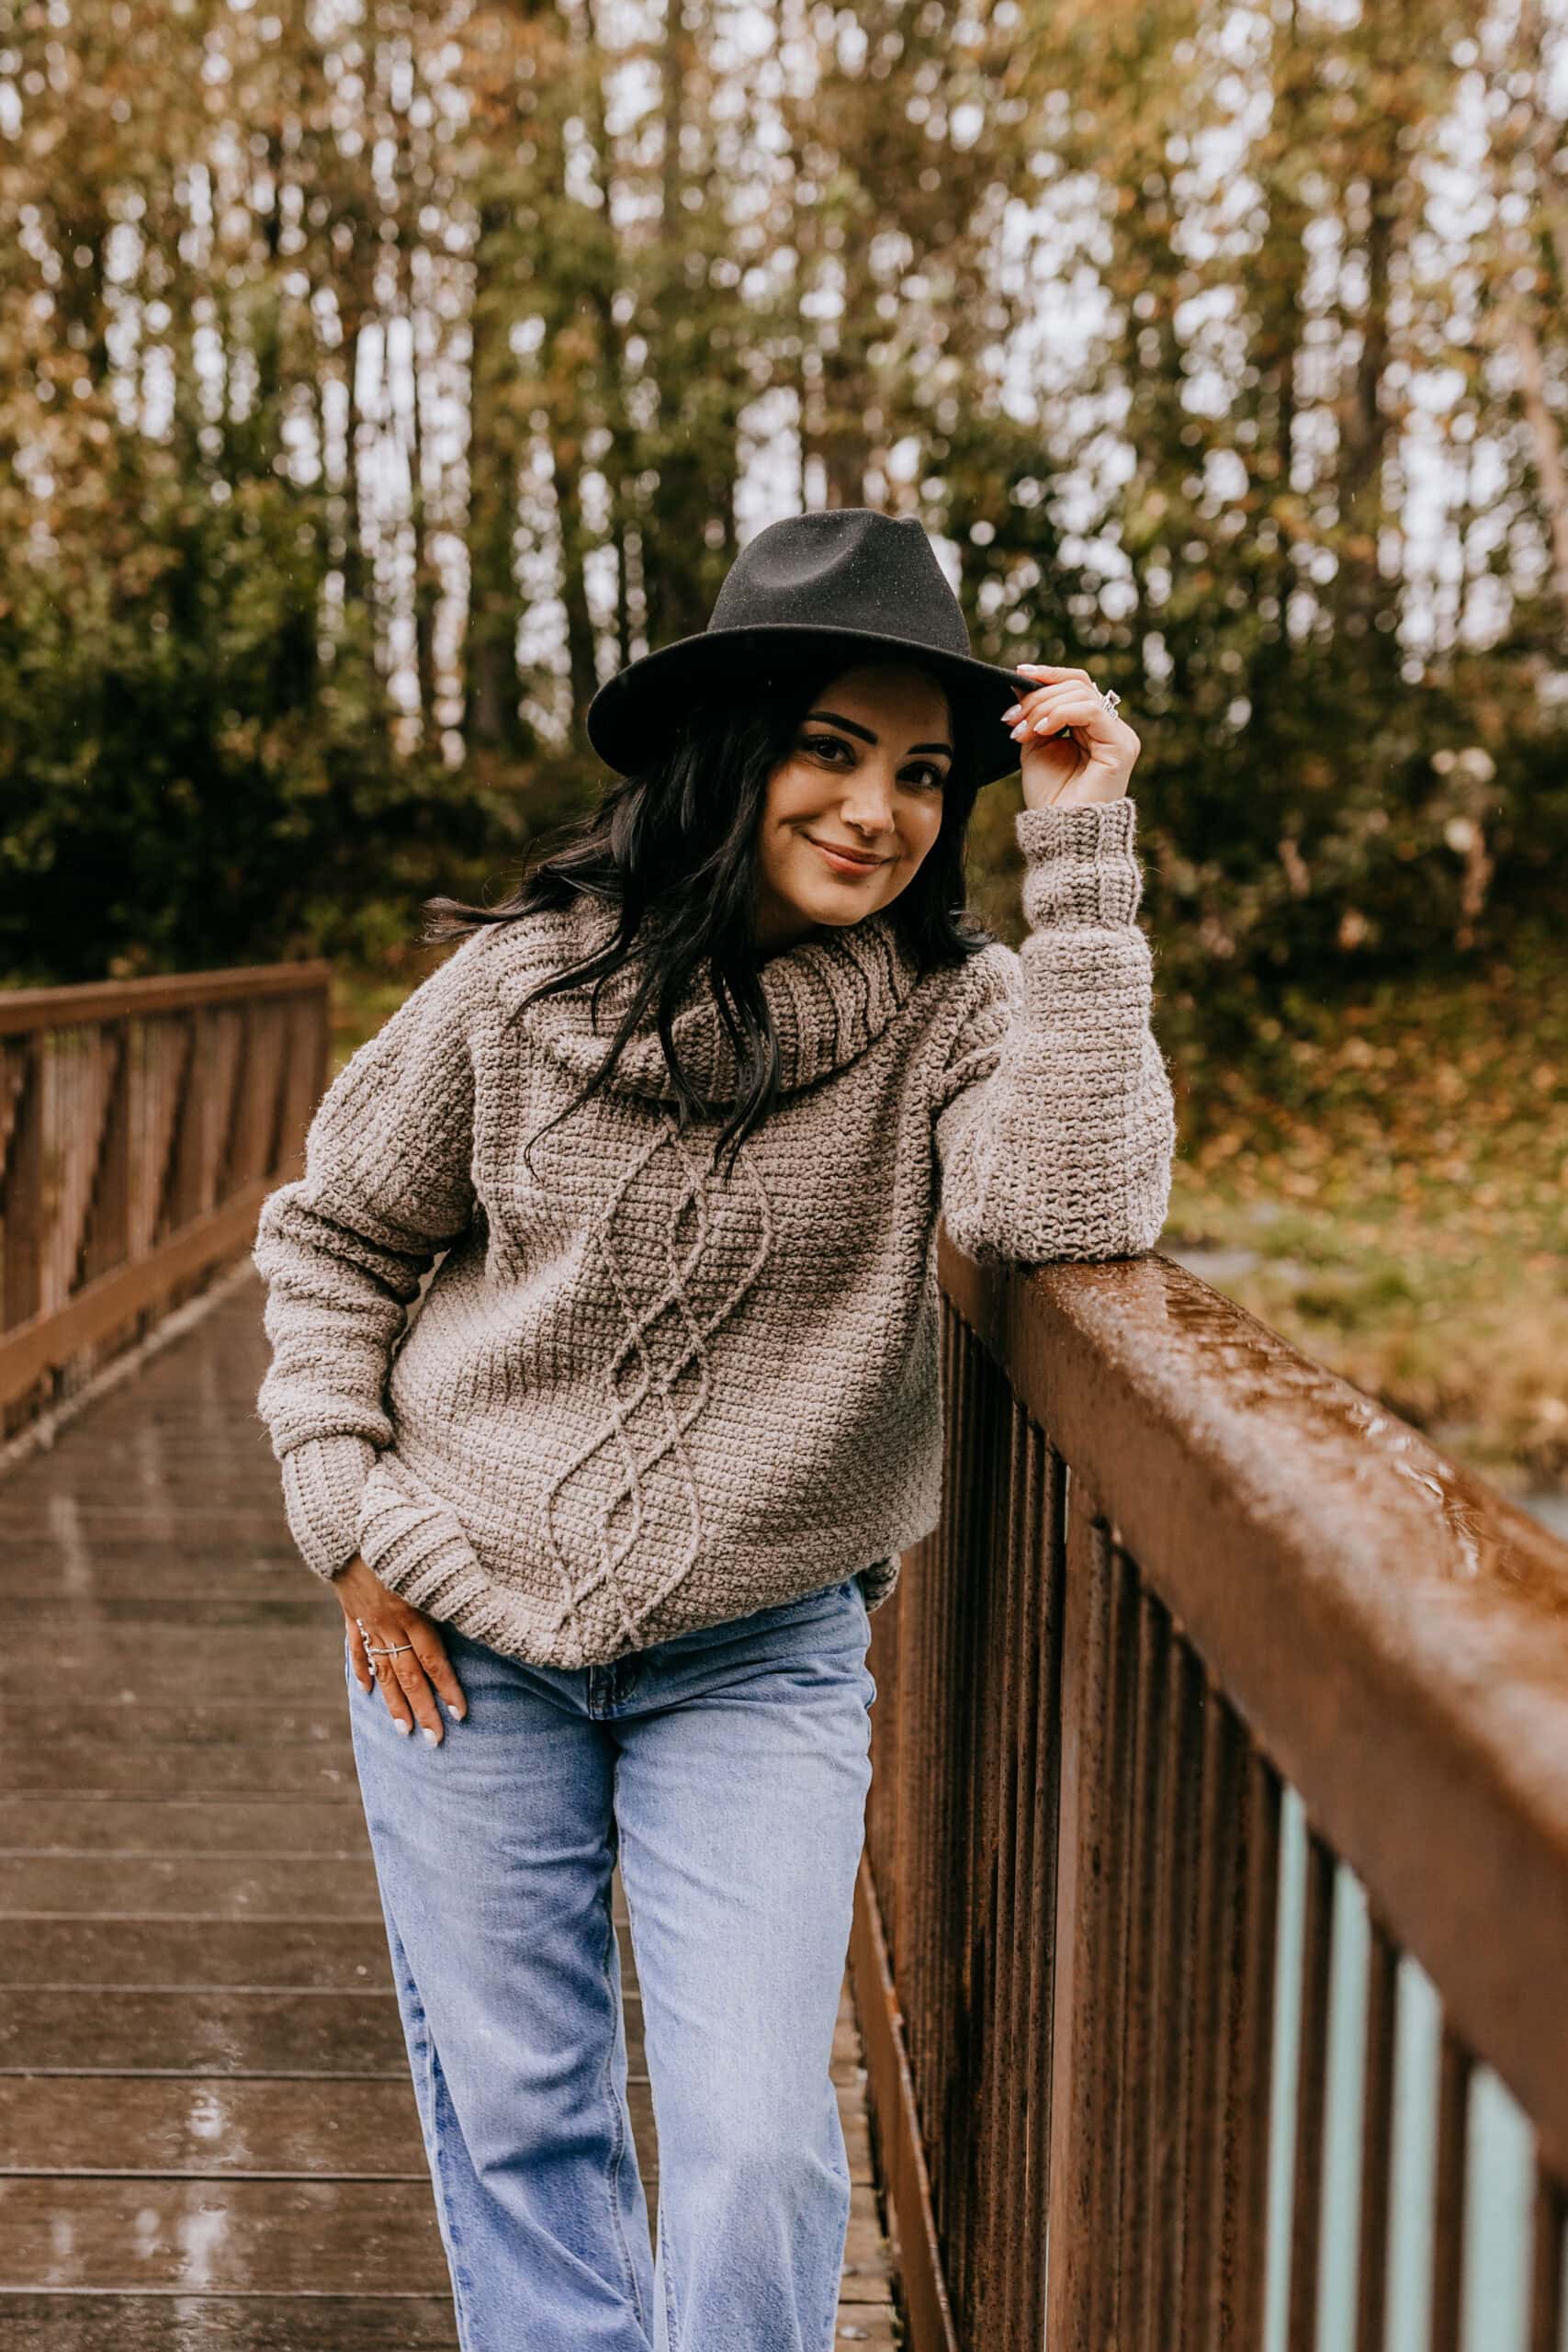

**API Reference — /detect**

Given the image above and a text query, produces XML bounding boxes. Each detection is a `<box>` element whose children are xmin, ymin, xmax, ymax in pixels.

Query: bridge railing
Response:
<box><xmin>851</xmin><ymin>1232</ymin><xmax>1568</xmax><ymax>2352</ymax></box>
<box><xmin>0</xmin><ymin>964</ymin><xmax>331</xmax><ymax>1441</ymax></box>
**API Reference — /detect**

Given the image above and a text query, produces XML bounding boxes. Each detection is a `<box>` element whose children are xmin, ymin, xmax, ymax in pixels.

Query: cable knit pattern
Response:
<box><xmin>252</xmin><ymin>796</ymin><xmax>1177</xmax><ymax>1666</ymax></box>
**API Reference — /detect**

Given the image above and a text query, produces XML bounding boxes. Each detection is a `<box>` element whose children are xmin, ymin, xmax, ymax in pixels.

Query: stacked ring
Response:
<box><xmin>354</xmin><ymin>1615</ymin><xmax>415</xmax><ymax>1680</ymax></box>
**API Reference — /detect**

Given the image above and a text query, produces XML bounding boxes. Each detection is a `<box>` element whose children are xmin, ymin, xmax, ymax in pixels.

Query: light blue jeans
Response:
<box><xmin>344</xmin><ymin>1573</ymin><xmax>877</xmax><ymax>2352</ymax></box>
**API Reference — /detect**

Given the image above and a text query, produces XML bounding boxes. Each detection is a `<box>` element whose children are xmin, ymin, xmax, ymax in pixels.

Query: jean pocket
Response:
<box><xmin>806</xmin><ymin>1577</ymin><xmax>869</xmax><ymax>1624</ymax></box>
<box><xmin>803</xmin><ymin>1577</ymin><xmax>874</xmax><ymax>1650</ymax></box>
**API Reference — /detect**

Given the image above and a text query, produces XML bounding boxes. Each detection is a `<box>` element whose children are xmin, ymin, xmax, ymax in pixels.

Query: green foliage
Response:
<box><xmin>0</xmin><ymin>447</ymin><xmax>513</xmax><ymax>981</ymax></box>
<box><xmin>1</xmin><ymin>0</ymin><xmax>1565</xmax><ymax>997</ymax></box>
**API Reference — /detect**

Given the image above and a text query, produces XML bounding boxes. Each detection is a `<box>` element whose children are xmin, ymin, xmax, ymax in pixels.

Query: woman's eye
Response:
<box><xmin>808</xmin><ymin>733</ymin><xmax>944</xmax><ymax>790</ymax></box>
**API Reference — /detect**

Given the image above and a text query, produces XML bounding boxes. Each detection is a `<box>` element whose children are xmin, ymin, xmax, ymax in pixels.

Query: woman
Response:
<box><xmin>251</xmin><ymin>506</ymin><xmax>1176</xmax><ymax>2351</ymax></box>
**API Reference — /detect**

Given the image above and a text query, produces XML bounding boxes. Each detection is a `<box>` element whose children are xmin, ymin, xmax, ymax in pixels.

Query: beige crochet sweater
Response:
<box><xmin>252</xmin><ymin>795</ymin><xmax>1176</xmax><ymax>1667</ymax></box>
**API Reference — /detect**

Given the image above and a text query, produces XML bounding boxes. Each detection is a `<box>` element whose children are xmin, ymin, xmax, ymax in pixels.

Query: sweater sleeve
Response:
<box><xmin>934</xmin><ymin>794</ymin><xmax>1176</xmax><ymax>1265</ymax></box>
<box><xmin>251</xmin><ymin>937</ymin><xmax>482</xmax><ymax>1581</ymax></box>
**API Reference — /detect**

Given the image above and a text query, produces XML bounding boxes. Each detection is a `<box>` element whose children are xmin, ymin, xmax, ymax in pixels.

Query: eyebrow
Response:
<box><xmin>806</xmin><ymin>709</ymin><xmax>953</xmax><ymax>758</ymax></box>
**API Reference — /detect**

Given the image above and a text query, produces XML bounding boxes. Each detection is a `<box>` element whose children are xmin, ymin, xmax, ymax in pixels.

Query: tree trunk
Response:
<box><xmin>464</xmin><ymin>195</ymin><xmax>526</xmax><ymax>758</ymax></box>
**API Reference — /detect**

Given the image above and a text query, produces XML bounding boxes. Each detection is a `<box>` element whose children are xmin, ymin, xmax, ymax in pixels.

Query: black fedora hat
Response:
<box><xmin>585</xmin><ymin>507</ymin><xmax>1029</xmax><ymax>788</ymax></box>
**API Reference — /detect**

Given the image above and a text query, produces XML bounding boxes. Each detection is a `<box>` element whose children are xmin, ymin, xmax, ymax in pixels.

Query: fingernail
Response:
<box><xmin>393</xmin><ymin>1718</ymin><xmax>412</xmax><ymax>1736</ymax></box>
<box><xmin>1001</xmin><ymin>704</ymin><xmax>1021</xmax><ymax>721</ymax></box>
<box><xmin>1010</xmin><ymin>722</ymin><xmax>1028</xmax><ymax>739</ymax></box>
<box><xmin>422</xmin><ymin>1726</ymin><xmax>440</xmax><ymax>1747</ymax></box>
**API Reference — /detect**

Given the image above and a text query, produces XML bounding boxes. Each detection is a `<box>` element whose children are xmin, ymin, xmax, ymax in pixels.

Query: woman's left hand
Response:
<box><xmin>1000</xmin><ymin>663</ymin><xmax>1141</xmax><ymax>812</ymax></box>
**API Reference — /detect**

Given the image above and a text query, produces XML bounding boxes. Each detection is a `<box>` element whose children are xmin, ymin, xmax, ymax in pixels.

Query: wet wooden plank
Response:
<box><xmin>0</xmin><ymin>1801</ymin><xmax>367</xmax><ymax>1855</ymax></box>
<box><xmin>0</xmin><ymin>2076</ymin><xmax>432</xmax><ymax>2176</ymax></box>
<box><xmin>0</xmin><ymin>2301</ymin><xmax>895</xmax><ymax>2352</ymax></box>
<box><xmin>0</xmin><ymin>1987</ymin><xmax>412</xmax><ymax>2075</ymax></box>
<box><xmin>0</xmin><ymin>1509</ymin><xmax>309</xmax><ymax>1549</ymax></box>
<box><xmin>0</xmin><ymin>1595</ymin><xmax>330</xmax><ymax>1631</ymax></box>
<box><xmin>0</xmin><ymin>2178</ymin><xmax>457</xmax><ymax>2293</ymax></box>
<box><xmin>0</xmin><ymin>1918</ymin><xmax>390</xmax><ymax>1991</ymax></box>
<box><xmin>0</xmin><ymin>2172</ymin><xmax>896</xmax><ymax>2300</ymax></box>
<box><xmin>5</xmin><ymin>1464</ymin><xmax>288</xmax><ymax>1493</ymax></box>
<box><xmin>0</xmin><ymin>1732</ymin><xmax>359</xmax><ymax>1800</ymax></box>
<box><xmin>0</xmin><ymin>2063</ymin><xmax>869</xmax><ymax>2189</ymax></box>
<box><xmin>0</xmin><ymin>1703</ymin><xmax>355</xmax><ymax>1754</ymax></box>
<box><xmin>0</xmin><ymin>1854</ymin><xmax>383</xmax><ymax>1917</ymax></box>
<box><xmin>0</xmin><ymin>2300</ymin><xmax>464</xmax><ymax>2350</ymax></box>
<box><xmin>0</xmin><ymin>1637</ymin><xmax>345</xmax><ymax>1698</ymax></box>
<box><xmin>0</xmin><ymin>1546</ymin><xmax>306</xmax><ymax>1595</ymax></box>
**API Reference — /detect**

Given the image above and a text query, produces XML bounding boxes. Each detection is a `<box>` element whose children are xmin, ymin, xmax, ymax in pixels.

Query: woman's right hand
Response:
<box><xmin>333</xmin><ymin>1555</ymin><xmax>468</xmax><ymax>1744</ymax></box>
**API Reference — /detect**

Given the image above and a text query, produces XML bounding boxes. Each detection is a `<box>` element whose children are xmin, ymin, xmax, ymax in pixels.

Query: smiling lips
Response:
<box><xmin>805</xmin><ymin>832</ymin><xmax>887</xmax><ymax>874</ymax></box>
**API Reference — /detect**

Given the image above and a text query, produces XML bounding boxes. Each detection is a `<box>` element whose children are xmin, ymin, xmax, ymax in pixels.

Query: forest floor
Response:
<box><xmin>332</xmin><ymin>917</ymin><xmax>1565</xmax><ymax>1515</ymax></box>
<box><xmin>1157</xmin><ymin>922</ymin><xmax>1565</xmax><ymax>1513</ymax></box>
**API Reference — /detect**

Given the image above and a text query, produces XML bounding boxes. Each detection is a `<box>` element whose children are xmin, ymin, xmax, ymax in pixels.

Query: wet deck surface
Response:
<box><xmin>0</xmin><ymin>1271</ymin><xmax>897</xmax><ymax>2347</ymax></box>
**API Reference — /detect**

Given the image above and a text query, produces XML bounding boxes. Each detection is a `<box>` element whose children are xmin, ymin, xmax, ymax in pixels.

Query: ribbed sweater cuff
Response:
<box><xmin>1017</xmin><ymin>794</ymin><xmax>1143</xmax><ymax>929</ymax></box>
<box><xmin>279</xmin><ymin>1434</ymin><xmax>378</xmax><ymax>1582</ymax></box>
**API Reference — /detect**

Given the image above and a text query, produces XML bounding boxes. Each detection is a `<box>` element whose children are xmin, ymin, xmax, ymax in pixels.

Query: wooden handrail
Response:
<box><xmin>0</xmin><ymin>962</ymin><xmax>331</xmax><ymax>1430</ymax></box>
<box><xmin>0</xmin><ymin>958</ymin><xmax>333</xmax><ymax>1035</ymax></box>
<box><xmin>852</xmin><ymin>1230</ymin><xmax>1568</xmax><ymax>2349</ymax></box>
<box><xmin>945</xmin><ymin>1238</ymin><xmax>1568</xmax><ymax>2167</ymax></box>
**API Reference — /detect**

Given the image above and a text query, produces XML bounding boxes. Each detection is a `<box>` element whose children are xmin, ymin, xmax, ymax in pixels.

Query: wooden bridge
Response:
<box><xmin>4</xmin><ymin>962</ymin><xmax>1568</xmax><ymax>2352</ymax></box>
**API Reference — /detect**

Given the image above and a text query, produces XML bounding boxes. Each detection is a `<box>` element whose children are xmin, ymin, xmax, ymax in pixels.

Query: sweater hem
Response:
<box><xmin>359</xmin><ymin>1517</ymin><xmax>931</xmax><ymax>1669</ymax></box>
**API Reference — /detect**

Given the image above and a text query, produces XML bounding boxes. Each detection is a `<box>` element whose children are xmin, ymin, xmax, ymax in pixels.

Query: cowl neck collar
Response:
<box><xmin>492</xmin><ymin>893</ymin><xmax>924</xmax><ymax>1107</ymax></box>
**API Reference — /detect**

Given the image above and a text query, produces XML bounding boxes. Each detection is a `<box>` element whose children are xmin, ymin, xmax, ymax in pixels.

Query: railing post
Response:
<box><xmin>1</xmin><ymin>1036</ymin><xmax>45</xmax><ymax>1338</ymax></box>
<box><xmin>1043</xmin><ymin>1476</ymin><xmax>1138</xmax><ymax>2352</ymax></box>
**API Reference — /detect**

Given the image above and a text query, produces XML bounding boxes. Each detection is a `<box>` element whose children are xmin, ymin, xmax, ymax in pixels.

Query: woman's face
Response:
<box><xmin>752</xmin><ymin>661</ymin><xmax>953</xmax><ymax>954</ymax></box>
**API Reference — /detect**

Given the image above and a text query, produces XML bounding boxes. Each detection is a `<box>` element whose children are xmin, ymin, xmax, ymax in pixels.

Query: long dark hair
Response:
<box><xmin>422</xmin><ymin>650</ymin><xmax>995</xmax><ymax>1178</ymax></box>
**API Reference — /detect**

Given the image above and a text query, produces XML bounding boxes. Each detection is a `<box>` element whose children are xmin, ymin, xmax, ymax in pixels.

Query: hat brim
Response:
<box><xmin>585</xmin><ymin>623</ymin><xmax>1031</xmax><ymax>788</ymax></box>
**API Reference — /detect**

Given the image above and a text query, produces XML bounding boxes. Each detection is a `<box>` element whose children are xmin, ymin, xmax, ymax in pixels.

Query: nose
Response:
<box><xmin>835</xmin><ymin>765</ymin><xmax>899</xmax><ymax>835</ymax></box>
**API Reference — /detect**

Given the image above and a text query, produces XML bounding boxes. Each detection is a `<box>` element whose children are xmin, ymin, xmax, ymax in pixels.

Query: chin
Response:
<box><xmin>804</xmin><ymin>885</ymin><xmax>887</xmax><ymax>928</ymax></box>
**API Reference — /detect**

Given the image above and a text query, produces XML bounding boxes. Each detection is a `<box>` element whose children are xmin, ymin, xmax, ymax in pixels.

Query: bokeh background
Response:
<box><xmin>2</xmin><ymin>0</ymin><xmax>1563</xmax><ymax>1514</ymax></box>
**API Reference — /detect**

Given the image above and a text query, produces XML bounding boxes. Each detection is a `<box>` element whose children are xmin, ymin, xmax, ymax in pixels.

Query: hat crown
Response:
<box><xmin>584</xmin><ymin>503</ymin><xmax>1026</xmax><ymax>787</ymax></box>
<box><xmin>707</xmin><ymin>508</ymin><xmax>972</xmax><ymax>658</ymax></box>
